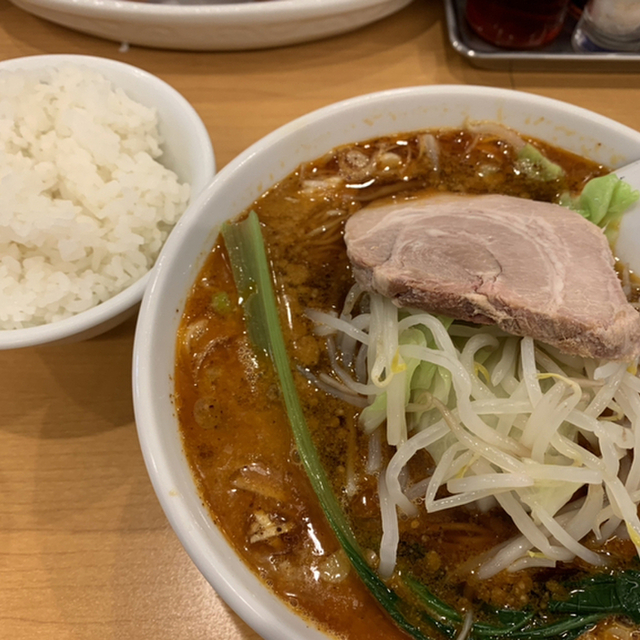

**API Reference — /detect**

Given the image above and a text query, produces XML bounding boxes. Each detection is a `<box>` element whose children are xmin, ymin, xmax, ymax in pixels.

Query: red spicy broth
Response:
<box><xmin>174</xmin><ymin>126</ymin><xmax>636</xmax><ymax>639</ymax></box>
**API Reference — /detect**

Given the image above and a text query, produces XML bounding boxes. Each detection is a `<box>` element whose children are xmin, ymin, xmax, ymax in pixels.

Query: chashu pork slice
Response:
<box><xmin>344</xmin><ymin>193</ymin><xmax>640</xmax><ymax>360</ymax></box>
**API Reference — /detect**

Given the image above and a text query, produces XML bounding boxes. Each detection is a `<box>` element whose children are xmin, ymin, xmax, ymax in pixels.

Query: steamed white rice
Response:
<box><xmin>0</xmin><ymin>64</ymin><xmax>191</xmax><ymax>330</ymax></box>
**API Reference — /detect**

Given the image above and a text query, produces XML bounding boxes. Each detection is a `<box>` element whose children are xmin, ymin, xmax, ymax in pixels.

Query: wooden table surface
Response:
<box><xmin>1</xmin><ymin>2</ymin><xmax>639</xmax><ymax>639</ymax></box>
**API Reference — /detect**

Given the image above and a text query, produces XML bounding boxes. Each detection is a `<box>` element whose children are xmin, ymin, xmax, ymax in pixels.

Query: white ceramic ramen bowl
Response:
<box><xmin>0</xmin><ymin>54</ymin><xmax>214</xmax><ymax>350</ymax></box>
<box><xmin>133</xmin><ymin>86</ymin><xmax>640</xmax><ymax>640</ymax></box>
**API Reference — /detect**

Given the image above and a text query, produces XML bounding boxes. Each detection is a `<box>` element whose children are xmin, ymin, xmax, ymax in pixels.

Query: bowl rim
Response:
<box><xmin>133</xmin><ymin>84</ymin><xmax>640</xmax><ymax>640</ymax></box>
<box><xmin>0</xmin><ymin>54</ymin><xmax>215</xmax><ymax>349</ymax></box>
<box><xmin>13</xmin><ymin>0</ymin><xmax>408</xmax><ymax>20</ymax></box>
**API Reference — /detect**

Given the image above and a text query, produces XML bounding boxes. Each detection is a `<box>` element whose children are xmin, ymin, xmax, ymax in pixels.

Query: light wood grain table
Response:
<box><xmin>1</xmin><ymin>2</ymin><xmax>638</xmax><ymax>638</ymax></box>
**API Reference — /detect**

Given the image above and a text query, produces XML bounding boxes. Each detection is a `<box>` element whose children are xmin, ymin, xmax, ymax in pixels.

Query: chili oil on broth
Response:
<box><xmin>174</xmin><ymin>126</ymin><xmax>634</xmax><ymax>640</ymax></box>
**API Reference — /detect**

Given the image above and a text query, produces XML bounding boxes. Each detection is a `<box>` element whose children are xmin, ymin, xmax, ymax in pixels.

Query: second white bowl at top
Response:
<box><xmin>9</xmin><ymin>0</ymin><xmax>414</xmax><ymax>51</ymax></box>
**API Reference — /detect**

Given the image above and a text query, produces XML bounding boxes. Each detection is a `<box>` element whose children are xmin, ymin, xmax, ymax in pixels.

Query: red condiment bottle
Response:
<box><xmin>465</xmin><ymin>0</ymin><xmax>570</xmax><ymax>49</ymax></box>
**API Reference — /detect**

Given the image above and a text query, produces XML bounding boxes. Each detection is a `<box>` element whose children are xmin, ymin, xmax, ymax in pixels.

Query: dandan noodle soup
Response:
<box><xmin>174</xmin><ymin>125</ymin><xmax>640</xmax><ymax>640</ymax></box>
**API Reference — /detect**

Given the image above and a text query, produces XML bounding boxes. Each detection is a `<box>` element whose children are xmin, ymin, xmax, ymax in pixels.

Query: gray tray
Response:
<box><xmin>444</xmin><ymin>0</ymin><xmax>640</xmax><ymax>71</ymax></box>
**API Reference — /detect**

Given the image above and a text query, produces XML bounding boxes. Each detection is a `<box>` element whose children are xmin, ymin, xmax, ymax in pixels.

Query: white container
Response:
<box><xmin>572</xmin><ymin>0</ymin><xmax>640</xmax><ymax>52</ymax></box>
<box><xmin>0</xmin><ymin>54</ymin><xmax>215</xmax><ymax>350</ymax></box>
<box><xmin>133</xmin><ymin>85</ymin><xmax>640</xmax><ymax>640</ymax></box>
<box><xmin>8</xmin><ymin>0</ymin><xmax>414</xmax><ymax>51</ymax></box>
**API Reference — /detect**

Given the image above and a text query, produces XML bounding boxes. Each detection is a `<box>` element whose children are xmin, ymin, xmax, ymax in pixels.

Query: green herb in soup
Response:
<box><xmin>175</xmin><ymin>124</ymin><xmax>640</xmax><ymax>640</ymax></box>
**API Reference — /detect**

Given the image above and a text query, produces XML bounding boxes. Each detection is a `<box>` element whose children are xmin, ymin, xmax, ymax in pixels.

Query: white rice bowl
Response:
<box><xmin>0</xmin><ymin>55</ymin><xmax>214</xmax><ymax>349</ymax></box>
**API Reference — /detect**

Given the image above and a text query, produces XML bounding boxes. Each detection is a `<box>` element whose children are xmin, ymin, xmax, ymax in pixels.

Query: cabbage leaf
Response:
<box><xmin>560</xmin><ymin>173</ymin><xmax>639</xmax><ymax>229</ymax></box>
<box><xmin>516</xmin><ymin>144</ymin><xmax>565</xmax><ymax>181</ymax></box>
